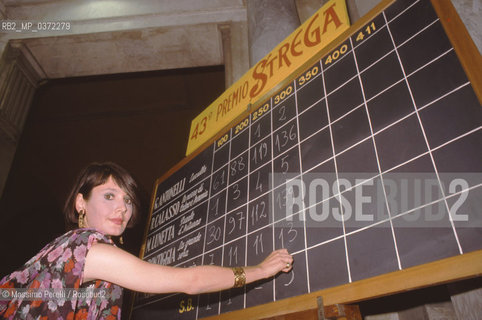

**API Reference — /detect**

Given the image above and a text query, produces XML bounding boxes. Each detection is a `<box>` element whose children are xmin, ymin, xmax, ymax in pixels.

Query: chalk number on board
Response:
<box><xmin>278</xmin><ymin>222</ymin><xmax>298</xmax><ymax>249</ymax></box>
<box><xmin>252</xmin><ymin>103</ymin><xmax>270</xmax><ymax>122</ymax></box>
<box><xmin>274</xmin><ymin>85</ymin><xmax>293</xmax><ymax>105</ymax></box>
<box><xmin>297</xmin><ymin>65</ymin><xmax>319</xmax><ymax>87</ymax></box>
<box><xmin>355</xmin><ymin>21</ymin><xmax>376</xmax><ymax>43</ymax></box>
<box><xmin>217</xmin><ymin>133</ymin><xmax>229</xmax><ymax>148</ymax></box>
<box><xmin>324</xmin><ymin>43</ymin><xmax>348</xmax><ymax>66</ymax></box>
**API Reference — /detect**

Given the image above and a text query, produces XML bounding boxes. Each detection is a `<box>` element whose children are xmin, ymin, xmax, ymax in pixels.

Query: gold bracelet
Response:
<box><xmin>232</xmin><ymin>267</ymin><xmax>246</xmax><ymax>288</ymax></box>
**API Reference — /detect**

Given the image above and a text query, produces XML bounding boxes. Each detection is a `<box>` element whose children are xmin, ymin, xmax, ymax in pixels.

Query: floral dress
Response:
<box><xmin>0</xmin><ymin>229</ymin><xmax>123</xmax><ymax>319</ymax></box>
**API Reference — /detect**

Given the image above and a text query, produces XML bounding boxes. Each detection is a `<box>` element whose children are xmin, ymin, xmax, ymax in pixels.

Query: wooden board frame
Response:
<box><xmin>131</xmin><ymin>0</ymin><xmax>482</xmax><ymax>319</ymax></box>
<box><xmin>201</xmin><ymin>249</ymin><xmax>482</xmax><ymax>319</ymax></box>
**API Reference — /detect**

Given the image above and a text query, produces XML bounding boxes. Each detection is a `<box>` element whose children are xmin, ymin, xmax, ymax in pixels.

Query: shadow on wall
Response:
<box><xmin>0</xmin><ymin>65</ymin><xmax>225</xmax><ymax>277</ymax></box>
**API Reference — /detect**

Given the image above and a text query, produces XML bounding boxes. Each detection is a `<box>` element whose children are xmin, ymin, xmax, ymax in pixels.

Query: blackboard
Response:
<box><xmin>131</xmin><ymin>0</ymin><xmax>482</xmax><ymax>318</ymax></box>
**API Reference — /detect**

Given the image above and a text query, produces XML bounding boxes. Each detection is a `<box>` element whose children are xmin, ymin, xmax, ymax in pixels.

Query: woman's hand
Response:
<box><xmin>257</xmin><ymin>249</ymin><xmax>293</xmax><ymax>278</ymax></box>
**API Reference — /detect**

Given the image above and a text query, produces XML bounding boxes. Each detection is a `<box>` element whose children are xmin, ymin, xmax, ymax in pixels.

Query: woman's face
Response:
<box><xmin>76</xmin><ymin>176</ymin><xmax>133</xmax><ymax>236</ymax></box>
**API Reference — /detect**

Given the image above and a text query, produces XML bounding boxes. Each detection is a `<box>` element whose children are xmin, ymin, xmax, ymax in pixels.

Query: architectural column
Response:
<box><xmin>295</xmin><ymin>0</ymin><xmax>325</xmax><ymax>23</ymax></box>
<box><xmin>247</xmin><ymin>0</ymin><xmax>301</xmax><ymax>67</ymax></box>
<box><xmin>296</xmin><ymin>0</ymin><xmax>379</xmax><ymax>25</ymax></box>
<box><xmin>219</xmin><ymin>21</ymin><xmax>250</xmax><ymax>88</ymax></box>
<box><xmin>219</xmin><ymin>24</ymin><xmax>234</xmax><ymax>88</ymax></box>
<box><xmin>449</xmin><ymin>279</ymin><xmax>482</xmax><ymax>320</ymax></box>
<box><xmin>0</xmin><ymin>41</ymin><xmax>45</xmax><ymax>197</ymax></box>
<box><xmin>451</xmin><ymin>288</ymin><xmax>482</xmax><ymax>320</ymax></box>
<box><xmin>0</xmin><ymin>1</ymin><xmax>5</xmax><ymax>19</ymax></box>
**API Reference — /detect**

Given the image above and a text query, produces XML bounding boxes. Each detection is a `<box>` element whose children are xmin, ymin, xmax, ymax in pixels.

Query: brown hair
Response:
<box><xmin>64</xmin><ymin>162</ymin><xmax>141</xmax><ymax>230</ymax></box>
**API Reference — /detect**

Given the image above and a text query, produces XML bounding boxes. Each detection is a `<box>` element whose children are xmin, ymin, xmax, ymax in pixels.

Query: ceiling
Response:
<box><xmin>0</xmin><ymin>0</ymin><xmax>248</xmax><ymax>78</ymax></box>
<box><xmin>1</xmin><ymin>0</ymin><xmax>480</xmax><ymax>80</ymax></box>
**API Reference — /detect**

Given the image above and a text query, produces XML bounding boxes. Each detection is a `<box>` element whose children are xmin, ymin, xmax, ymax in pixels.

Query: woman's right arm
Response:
<box><xmin>83</xmin><ymin>243</ymin><xmax>292</xmax><ymax>295</ymax></box>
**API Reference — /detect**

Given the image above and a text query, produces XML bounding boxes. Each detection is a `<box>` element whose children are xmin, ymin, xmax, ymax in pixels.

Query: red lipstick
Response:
<box><xmin>110</xmin><ymin>218</ymin><xmax>123</xmax><ymax>225</ymax></box>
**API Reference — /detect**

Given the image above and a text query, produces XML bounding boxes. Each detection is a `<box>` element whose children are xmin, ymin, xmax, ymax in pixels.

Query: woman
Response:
<box><xmin>0</xmin><ymin>162</ymin><xmax>293</xmax><ymax>319</ymax></box>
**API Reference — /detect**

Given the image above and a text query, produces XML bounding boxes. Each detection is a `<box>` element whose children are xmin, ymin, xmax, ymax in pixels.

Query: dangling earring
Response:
<box><xmin>78</xmin><ymin>209</ymin><xmax>87</xmax><ymax>228</ymax></box>
<box><xmin>119</xmin><ymin>236</ymin><xmax>124</xmax><ymax>245</ymax></box>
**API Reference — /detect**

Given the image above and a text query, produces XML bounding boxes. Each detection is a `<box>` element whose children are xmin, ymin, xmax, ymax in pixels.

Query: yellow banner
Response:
<box><xmin>186</xmin><ymin>0</ymin><xmax>350</xmax><ymax>155</ymax></box>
